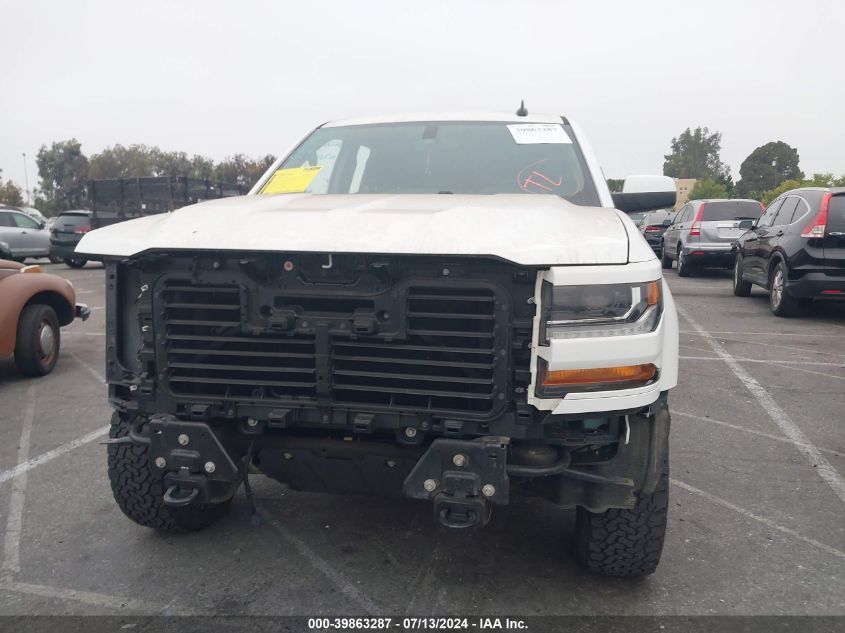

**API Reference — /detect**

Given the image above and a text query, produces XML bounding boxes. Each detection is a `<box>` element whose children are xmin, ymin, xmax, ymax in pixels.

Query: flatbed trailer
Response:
<box><xmin>88</xmin><ymin>176</ymin><xmax>246</xmax><ymax>229</ymax></box>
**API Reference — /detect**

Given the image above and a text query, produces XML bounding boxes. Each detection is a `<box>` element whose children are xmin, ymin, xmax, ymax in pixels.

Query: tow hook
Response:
<box><xmin>403</xmin><ymin>436</ymin><xmax>510</xmax><ymax>529</ymax></box>
<box><xmin>163</xmin><ymin>474</ymin><xmax>200</xmax><ymax>507</ymax></box>
<box><xmin>147</xmin><ymin>415</ymin><xmax>239</xmax><ymax>507</ymax></box>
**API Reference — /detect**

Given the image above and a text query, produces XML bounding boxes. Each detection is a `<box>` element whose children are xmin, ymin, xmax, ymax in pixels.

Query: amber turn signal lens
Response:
<box><xmin>20</xmin><ymin>265</ymin><xmax>43</xmax><ymax>274</ymax></box>
<box><xmin>647</xmin><ymin>280</ymin><xmax>661</xmax><ymax>306</ymax></box>
<box><xmin>542</xmin><ymin>364</ymin><xmax>657</xmax><ymax>386</ymax></box>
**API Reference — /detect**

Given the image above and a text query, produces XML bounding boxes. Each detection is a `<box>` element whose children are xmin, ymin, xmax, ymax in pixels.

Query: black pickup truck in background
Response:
<box><xmin>88</xmin><ymin>176</ymin><xmax>247</xmax><ymax>230</ymax></box>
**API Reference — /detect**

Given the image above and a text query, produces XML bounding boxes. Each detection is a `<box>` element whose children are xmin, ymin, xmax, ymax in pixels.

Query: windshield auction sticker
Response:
<box><xmin>260</xmin><ymin>166</ymin><xmax>322</xmax><ymax>194</ymax></box>
<box><xmin>507</xmin><ymin>123</ymin><xmax>572</xmax><ymax>144</ymax></box>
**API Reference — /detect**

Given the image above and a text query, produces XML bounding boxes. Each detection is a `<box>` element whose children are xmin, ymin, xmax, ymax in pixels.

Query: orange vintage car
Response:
<box><xmin>0</xmin><ymin>259</ymin><xmax>90</xmax><ymax>376</ymax></box>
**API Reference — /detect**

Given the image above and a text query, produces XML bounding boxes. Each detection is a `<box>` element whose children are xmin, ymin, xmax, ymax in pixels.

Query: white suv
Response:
<box><xmin>79</xmin><ymin>111</ymin><xmax>679</xmax><ymax>577</ymax></box>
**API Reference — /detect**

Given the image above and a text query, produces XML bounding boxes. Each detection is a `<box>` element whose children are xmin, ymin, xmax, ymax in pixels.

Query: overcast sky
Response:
<box><xmin>1</xmin><ymin>0</ymin><xmax>842</xmax><ymax>197</ymax></box>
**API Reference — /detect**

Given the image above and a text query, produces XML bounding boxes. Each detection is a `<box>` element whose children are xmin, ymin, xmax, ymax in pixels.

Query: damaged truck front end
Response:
<box><xmin>90</xmin><ymin>113</ymin><xmax>680</xmax><ymax>578</ymax></box>
<box><xmin>105</xmin><ymin>251</ymin><xmax>670</xmax><ymax>538</ymax></box>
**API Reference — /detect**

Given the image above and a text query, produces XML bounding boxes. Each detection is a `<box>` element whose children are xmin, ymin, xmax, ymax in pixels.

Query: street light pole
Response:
<box><xmin>22</xmin><ymin>153</ymin><xmax>31</xmax><ymax>205</ymax></box>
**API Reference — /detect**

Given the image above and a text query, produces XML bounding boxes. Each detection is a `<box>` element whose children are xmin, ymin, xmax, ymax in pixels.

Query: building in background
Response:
<box><xmin>674</xmin><ymin>178</ymin><xmax>696</xmax><ymax>209</ymax></box>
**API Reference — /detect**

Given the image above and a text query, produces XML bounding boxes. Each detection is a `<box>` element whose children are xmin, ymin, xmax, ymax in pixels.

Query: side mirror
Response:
<box><xmin>662</xmin><ymin>219</ymin><xmax>672</xmax><ymax>227</ymax></box>
<box><xmin>737</xmin><ymin>219</ymin><xmax>755</xmax><ymax>230</ymax></box>
<box><xmin>611</xmin><ymin>175</ymin><xmax>677</xmax><ymax>214</ymax></box>
<box><xmin>38</xmin><ymin>221</ymin><xmax>46</xmax><ymax>229</ymax></box>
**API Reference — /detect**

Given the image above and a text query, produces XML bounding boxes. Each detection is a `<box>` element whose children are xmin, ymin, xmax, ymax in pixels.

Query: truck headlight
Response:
<box><xmin>539</xmin><ymin>279</ymin><xmax>662</xmax><ymax>344</ymax></box>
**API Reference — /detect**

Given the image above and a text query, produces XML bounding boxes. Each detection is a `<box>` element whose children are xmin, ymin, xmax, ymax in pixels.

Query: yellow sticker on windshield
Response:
<box><xmin>260</xmin><ymin>166</ymin><xmax>322</xmax><ymax>194</ymax></box>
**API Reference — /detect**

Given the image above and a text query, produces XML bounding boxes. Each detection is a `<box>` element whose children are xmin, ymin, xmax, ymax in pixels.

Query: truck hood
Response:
<box><xmin>76</xmin><ymin>193</ymin><xmax>631</xmax><ymax>266</ymax></box>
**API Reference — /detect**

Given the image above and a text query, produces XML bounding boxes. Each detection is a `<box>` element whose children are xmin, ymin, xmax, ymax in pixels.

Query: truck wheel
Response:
<box><xmin>14</xmin><ymin>304</ymin><xmax>61</xmax><ymax>377</ymax></box>
<box><xmin>676</xmin><ymin>249</ymin><xmax>693</xmax><ymax>277</ymax></box>
<box><xmin>660</xmin><ymin>245</ymin><xmax>672</xmax><ymax>269</ymax></box>
<box><xmin>107</xmin><ymin>414</ymin><xmax>231</xmax><ymax>532</ymax></box>
<box><xmin>768</xmin><ymin>261</ymin><xmax>803</xmax><ymax>317</ymax></box>
<box><xmin>732</xmin><ymin>254</ymin><xmax>752</xmax><ymax>297</ymax></box>
<box><xmin>574</xmin><ymin>460</ymin><xmax>669</xmax><ymax>577</ymax></box>
<box><xmin>64</xmin><ymin>258</ymin><xmax>87</xmax><ymax>269</ymax></box>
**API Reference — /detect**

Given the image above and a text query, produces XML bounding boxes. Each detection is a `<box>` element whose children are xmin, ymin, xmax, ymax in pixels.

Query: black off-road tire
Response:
<box><xmin>107</xmin><ymin>414</ymin><xmax>231</xmax><ymax>532</ymax></box>
<box><xmin>64</xmin><ymin>258</ymin><xmax>87</xmax><ymax>269</ymax></box>
<box><xmin>660</xmin><ymin>245</ymin><xmax>672</xmax><ymax>269</ymax></box>
<box><xmin>732</xmin><ymin>254</ymin><xmax>752</xmax><ymax>297</ymax></box>
<box><xmin>14</xmin><ymin>304</ymin><xmax>60</xmax><ymax>377</ymax></box>
<box><xmin>574</xmin><ymin>461</ymin><xmax>669</xmax><ymax>577</ymax></box>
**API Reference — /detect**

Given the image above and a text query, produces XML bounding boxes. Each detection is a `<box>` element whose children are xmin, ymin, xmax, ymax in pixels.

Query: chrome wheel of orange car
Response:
<box><xmin>38</xmin><ymin>318</ymin><xmax>57</xmax><ymax>364</ymax></box>
<box><xmin>14</xmin><ymin>304</ymin><xmax>61</xmax><ymax>377</ymax></box>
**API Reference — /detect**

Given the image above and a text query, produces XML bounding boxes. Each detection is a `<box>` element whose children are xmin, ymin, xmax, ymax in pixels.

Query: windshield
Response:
<box><xmin>701</xmin><ymin>200</ymin><xmax>762</xmax><ymax>221</ymax></box>
<box><xmin>644</xmin><ymin>210</ymin><xmax>674</xmax><ymax>225</ymax></box>
<box><xmin>261</xmin><ymin>121</ymin><xmax>601</xmax><ymax>205</ymax></box>
<box><xmin>56</xmin><ymin>213</ymin><xmax>90</xmax><ymax>228</ymax></box>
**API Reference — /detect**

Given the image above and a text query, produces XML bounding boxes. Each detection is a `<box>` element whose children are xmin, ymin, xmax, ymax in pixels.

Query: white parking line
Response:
<box><xmin>258</xmin><ymin>509</ymin><xmax>380</xmax><ymax>614</ymax></box>
<box><xmin>677</xmin><ymin>305</ymin><xmax>845</xmax><ymax>506</ymax></box>
<box><xmin>673</xmin><ymin>411</ymin><xmax>844</xmax><ymax>458</ymax></box>
<box><xmin>0</xmin><ymin>579</ymin><xmax>166</xmax><ymax>612</ymax></box>
<box><xmin>681</xmin><ymin>332</ymin><xmax>842</xmax><ymax>358</ymax></box>
<box><xmin>671</xmin><ymin>479</ymin><xmax>845</xmax><ymax>560</ymax></box>
<box><xmin>67</xmin><ymin>352</ymin><xmax>106</xmax><ymax>384</ymax></box>
<box><xmin>679</xmin><ymin>344</ymin><xmax>719</xmax><ymax>356</ymax></box>
<box><xmin>681</xmin><ymin>355</ymin><xmax>845</xmax><ymax>367</ymax></box>
<box><xmin>0</xmin><ymin>352</ymin><xmax>109</xmax><ymax>488</ymax></box>
<box><xmin>769</xmin><ymin>361</ymin><xmax>845</xmax><ymax>381</ymax></box>
<box><xmin>0</xmin><ymin>426</ymin><xmax>109</xmax><ymax>486</ymax></box>
<box><xmin>2</xmin><ymin>385</ymin><xmax>36</xmax><ymax>574</ymax></box>
<box><xmin>681</xmin><ymin>329</ymin><xmax>843</xmax><ymax>338</ymax></box>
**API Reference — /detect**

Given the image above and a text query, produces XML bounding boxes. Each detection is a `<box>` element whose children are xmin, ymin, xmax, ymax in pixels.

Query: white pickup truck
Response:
<box><xmin>79</xmin><ymin>110</ymin><xmax>679</xmax><ymax>577</ymax></box>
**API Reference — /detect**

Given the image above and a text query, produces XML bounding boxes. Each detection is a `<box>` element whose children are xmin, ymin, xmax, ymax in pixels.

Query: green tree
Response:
<box><xmin>187</xmin><ymin>154</ymin><xmax>216</xmax><ymax>179</ymax></box>
<box><xmin>36</xmin><ymin>139</ymin><xmax>89</xmax><ymax>212</ymax></box>
<box><xmin>0</xmin><ymin>169</ymin><xmax>24</xmax><ymax>206</ymax></box>
<box><xmin>804</xmin><ymin>173</ymin><xmax>845</xmax><ymax>187</ymax></box>
<box><xmin>721</xmin><ymin>172</ymin><xmax>736</xmax><ymax>198</ymax></box>
<box><xmin>759</xmin><ymin>179</ymin><xmax>804</xmax><ymax>206</ymax></box>
<box><xmin>757</xmin><ymin>173</ymin><xmax>845</xmax><ymax>206</ymax></box>
<box><xmin>689</xmin><ymin>178</ymin><xmax>729</xmax><ymax>200</ymax></box>
<box><xmin>663</xmin><ymin>127</ymin><xmax>730</xmax><ymax>181</ymax></box>
<box><xmin>214</xmin><ymin>154</ymin><xmax>276</xmax><ymax>188</ymax></box>
<box><xmin>154</xmin><ymin>150</ymin><xmax>195</xmax><ymax>178</ymax></box>
<box><xmin>735</xmin><ymin>141</ymin><xmax>802</xmax><ymax>197</ymax></box>
<box><xmin>88</xmin><ymin>144</ymin><xmax>160</xmax><ymax>179</ymax></box>
<box><xmin>88</xmin><ymin>145</ymin><xmax>267</xmax><ymax>183</ymax></box>
<box><xmin>606</xmin><ymin>178</ymin><xmax>624</xmax><ymax>193</ymax></box>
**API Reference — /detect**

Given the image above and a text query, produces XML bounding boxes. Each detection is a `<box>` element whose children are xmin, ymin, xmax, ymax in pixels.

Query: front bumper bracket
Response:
<box><xmin>403</xmin><ymin>436</ymin><xmax>510</xmax><ymax>528</ymax></box>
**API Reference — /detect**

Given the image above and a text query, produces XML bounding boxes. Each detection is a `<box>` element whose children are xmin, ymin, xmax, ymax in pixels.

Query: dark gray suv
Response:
<box><xmin>49</xmin><ymin>210</ymin><xmax>92</xmax><ymax>268</ymax></box>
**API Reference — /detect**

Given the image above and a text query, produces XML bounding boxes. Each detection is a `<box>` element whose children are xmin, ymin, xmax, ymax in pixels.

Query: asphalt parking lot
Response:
<box><xmin>0</xmin><ymin>261</ymin><xmax>843</xmax><ymax>617</ymax></box>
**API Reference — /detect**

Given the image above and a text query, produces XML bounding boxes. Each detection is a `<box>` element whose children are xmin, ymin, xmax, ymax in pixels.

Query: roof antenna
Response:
<box><xmin>516</xmin><ymin>100</ymin><xmax>528</xmax><ymax>117</ymax></box>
